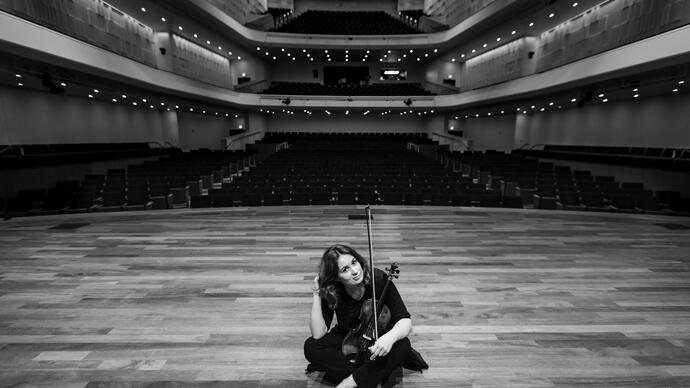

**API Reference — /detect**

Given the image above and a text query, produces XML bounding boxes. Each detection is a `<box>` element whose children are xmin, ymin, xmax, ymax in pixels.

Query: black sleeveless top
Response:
<box><xmin>321</xmin><ymin>268</ymin><xmax>411</xmax><ymax>335</ymax></box>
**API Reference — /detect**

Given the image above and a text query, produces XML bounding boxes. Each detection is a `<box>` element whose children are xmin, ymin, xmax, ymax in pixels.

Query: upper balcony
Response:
<box><xmin>0</xmin><ymin>0</ymin><xmax>689</xmax><ymax>115</ymax></box>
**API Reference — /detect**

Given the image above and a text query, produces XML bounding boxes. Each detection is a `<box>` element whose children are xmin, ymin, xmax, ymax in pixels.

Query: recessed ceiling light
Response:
<box><xmin>17</xmin><ymin>82</ymin><xmax>23</xmax><ymax>86</ymax></box>
<box><xmin>549</xmin><ymin>13</ymin><xmax>555</xmax><ymax>18</ymax></box>
<box><xmin>511</xmin><ymin>30</ymin><xmax>516</xmax><ymax>35</ymax></box>
<box><xmin>15</xmin><ymin>74</ymin><xmax>21</xmax><ymax>78</ymax></box>
<box><xmin>529</xmin><ymin>22</ymin><xmax>534</xmax><ymax>27</ymax></box>
<box><xmin>194</xmin><ymin>34</ymin><xmax>198</xmax><ymax>38</ymax></box>
<box><xmin>633</xmin><ymin>94</ymin><xmax>639</xmax><ymax>98</ymax></box>
<box><xmin>573</xmin><ymin>2</ymin><xmax>578</xmax><ymax>7</ymax></box>
<box><xmin>178</xmin><ymin>26</ymin><xmax>183</xmax><ymax>30</ymax></box>
<box><xmin>679</xmin><ymin>81</ymin><xmax>685</xmax><ymax>84</ymax></box>
<box><xmin>602</xmin><ymin>98</ymin><xmax>608</xmax><ymax>102</ymax></box>
<box><xmin>88</xmin><ymin>94</ymin><xmax>93</xmax><ymax>98</ymax></box>
<box><xmin>673</xmin><ymin>88</ymin><xmax>679</xmax><ymax>92</ymax></box>
<box><xmin>598</xmin><ymin>93</ymin><xmax>605</xmax><ymax>98</ymax></box>
<box><xmin>60</xmin><ymin>82</ymin><xmax>67</xmax><ymax>87</ymax></box>
<box><xmin>161</xmin><ymin>17</ymin><xmax>166</xmax><ymax>22</ymax></box>
<box><xmin>141</xmin><ymin>7</ymin><xmax>146</xmax><ymax>12</ymax></box>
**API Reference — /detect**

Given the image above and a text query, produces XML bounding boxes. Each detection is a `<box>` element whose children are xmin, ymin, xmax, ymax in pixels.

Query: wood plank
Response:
<box><xmin>0</xmin><ymin>206</ymin><xmax>689</xmax><ymax>387</ymax></box>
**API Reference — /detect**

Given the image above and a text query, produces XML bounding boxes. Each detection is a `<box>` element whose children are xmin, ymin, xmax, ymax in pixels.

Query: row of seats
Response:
<box><xmin>514</xmin><ymin>145</ymin><xmax>690</xmax><ymax>171</ymax></box>
<box><xmin>438</xmin><ymin>150</ymin><xmax>689</xmax><ymax>214</ymax></box>
<box><xmin>190</xmin><ymin>134</ymin><xmax>526</xmax><ymax>209</ymax></box>
<box><xmin>0</xmin><ymin>143</ymin><xmax>178</xmax><ymax>169</ymax></box>
<box><xmin>273</xmin><ymin>10</ymin><xmax>420</xmax><ymax>35</ymax></box>
<box><xmin>1</xmin><ymin>150</ymin><xmax>255</xmax><ymax>217</ymax></box>
<box><xmin>260</xmin><ymin>82</ymin><xmax>434</xmax><ymax>96</ymax></box>
<box><xmin>4</xmin><ymin>135</ymin><xmax>688</xmax><ymax>217</ymax></box>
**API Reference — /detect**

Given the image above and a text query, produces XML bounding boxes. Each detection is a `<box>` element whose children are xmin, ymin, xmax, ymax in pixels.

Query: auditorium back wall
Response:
<box><xmin>266</xmin><ymin>114</ymin><xmax>426</xmax><ymax>133</ymax></box>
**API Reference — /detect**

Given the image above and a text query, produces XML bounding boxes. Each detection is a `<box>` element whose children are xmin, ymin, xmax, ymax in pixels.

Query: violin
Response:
<box><xmin>341</xmin><ymin>206</ymin><xmax>401</xmax><ymax>366</ymax></box>
<box><xmin>342</xmin><ymin>262</ymin><xmax>400</xmax><ymax>366</ymax></box>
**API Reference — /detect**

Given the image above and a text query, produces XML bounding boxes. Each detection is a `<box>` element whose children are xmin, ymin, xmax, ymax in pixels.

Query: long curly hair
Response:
<box><xmin>318</xmin><ymin>244</ymin><xmax>371</xmax><ymax>310</ymax></box>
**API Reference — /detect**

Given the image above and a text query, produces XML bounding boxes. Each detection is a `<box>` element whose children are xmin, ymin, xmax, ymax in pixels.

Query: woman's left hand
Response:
<box><xmin>368</xmin><ymin>334</ymin><xmax>395</xmax><ymax>360</ymax></box>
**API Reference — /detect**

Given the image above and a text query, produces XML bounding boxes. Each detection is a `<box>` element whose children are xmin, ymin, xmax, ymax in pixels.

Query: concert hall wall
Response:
<box><xmin>514</xmin><ymin>93</ymin><xmax>690</xmax><ymax>149</ymax></box>
<box><xmin>268</xmin><ymin>62</ymin><xmax>425</xmax><ymax>83</ymax></box>
<box><xmin>294</xmin><ymin>0</ymin><xmax>397</xmax><ymax>13</ymax></box>
<box><xmin>265</xmin><ymin>114</ymin><xmax>425</xmax><ymax>133</ymax></box>
<box><xmin>0</xmin><ymin>86</ymin><xmax>178</xmax><ymax>146</ymax></box>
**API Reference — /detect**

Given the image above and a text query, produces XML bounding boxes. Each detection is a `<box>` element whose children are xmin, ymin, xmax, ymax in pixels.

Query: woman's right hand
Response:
<box><xmin>311</xmin><ymin>274</ymin><xmax>320</xmax><ymax>296</ymax></box>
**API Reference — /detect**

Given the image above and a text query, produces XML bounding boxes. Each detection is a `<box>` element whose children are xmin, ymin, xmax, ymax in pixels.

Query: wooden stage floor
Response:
<box><xmin>1</xmin><ymin>206</ymin><xmax>689</xmax><ymax>387</ymax></box>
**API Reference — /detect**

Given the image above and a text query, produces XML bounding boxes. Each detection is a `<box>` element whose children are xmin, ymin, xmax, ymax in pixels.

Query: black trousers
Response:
<box><xmin>304</xmin><ymin>331</ymin><xmax>413</xmax><ymax>388</ymax></box>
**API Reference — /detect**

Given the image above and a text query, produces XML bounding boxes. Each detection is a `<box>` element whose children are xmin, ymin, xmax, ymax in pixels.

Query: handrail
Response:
<box><xmin>430</xmin><ymin>132</ymin><xmax>469</xmax><ymax>153</ymax></box>
<box><xmin>231</xmin><ymin>130</ymin><xmax>263</xmax><ymax>141</ymax></box>
<box><xmin>224</xmin><ymin>130</ymin><xmax>264</xmax><ymax>150</ymax></box>
<box><xmin>234</xmin><ymin>79</ymin><xmax>270</xmax><ymax>93</ymax></box>
<box><xmin>430</xmin><ymin>132</ymin><xmax>462</xmax><ymax>141</ymax></box>
<box><xmin>0</xmin><ymin>145</ymin><xmax>16</xmax><ymax>156</ymax></box>
<box><xmin>422</xmin><ymin>80</ymin><xmax>459</xmax><ymax>95</ymax></box>
<box><xmin>406</xmin><ymin>142</ymin><xmax>420</xmax><ymax>152</ymax></box>
<box><xmin>275</xmin><ymin>141</ymin><xmax>289</xmax><ymax>152</ymax></box>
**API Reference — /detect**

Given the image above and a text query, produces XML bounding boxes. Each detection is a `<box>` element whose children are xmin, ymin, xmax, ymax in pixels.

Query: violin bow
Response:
<box><xmin>364</xmin><ymin>205</ymin><xmax>379</xmax><ymax>342</ymax></box>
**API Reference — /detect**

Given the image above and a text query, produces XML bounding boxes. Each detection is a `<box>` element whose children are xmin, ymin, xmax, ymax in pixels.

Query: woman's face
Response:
<box><xmin>336</xmin><ymin>254</ymin><xmax>363</xmax><ymax>288</ymax></box>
